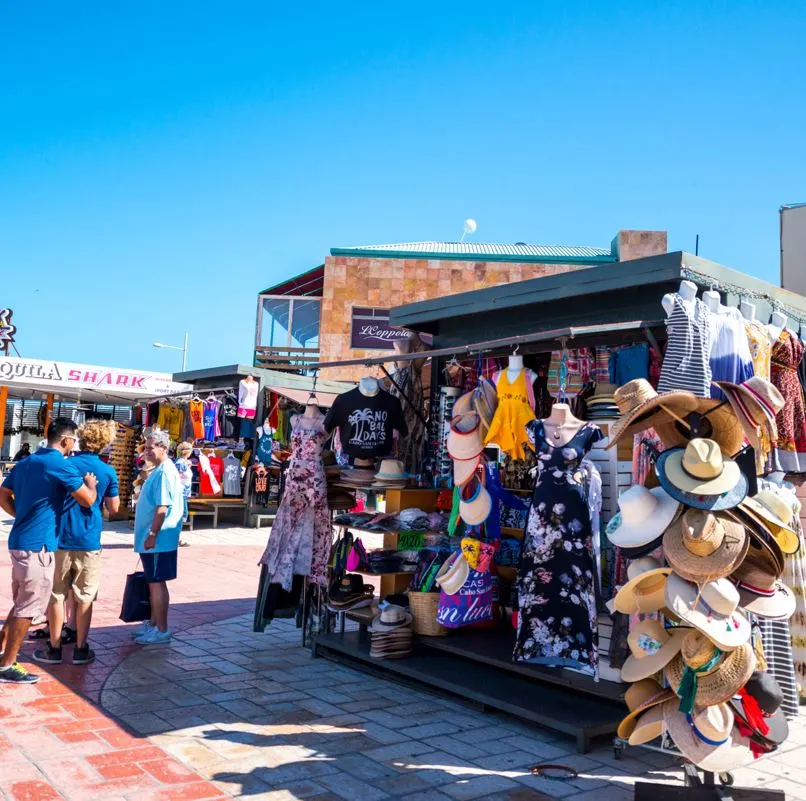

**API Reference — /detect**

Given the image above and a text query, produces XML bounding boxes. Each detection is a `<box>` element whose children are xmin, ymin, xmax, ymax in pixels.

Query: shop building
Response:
<box><xmin>254</xmin><ymin>230</ymin><xmax>669</xmax><ymax>380</ymax></box>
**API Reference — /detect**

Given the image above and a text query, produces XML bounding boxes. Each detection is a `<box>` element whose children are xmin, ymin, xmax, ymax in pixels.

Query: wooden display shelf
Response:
<box><xmin>313</xmin><ymin>629</ymin><xmax>623</xmax><ymax>753</ymax></box>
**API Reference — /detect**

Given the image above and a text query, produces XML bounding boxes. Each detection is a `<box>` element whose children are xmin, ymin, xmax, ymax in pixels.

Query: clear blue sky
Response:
<box><xmin>1</xmin><ymin>2</ymin><xmax>804</xmax><ymax>373</ymax></box>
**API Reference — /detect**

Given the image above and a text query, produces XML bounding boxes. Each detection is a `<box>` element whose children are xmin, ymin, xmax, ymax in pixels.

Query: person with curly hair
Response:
<box><xmin>33</xmin><ymin>419</ymin><xmax>119</xmax><ymax>667</ymax></box>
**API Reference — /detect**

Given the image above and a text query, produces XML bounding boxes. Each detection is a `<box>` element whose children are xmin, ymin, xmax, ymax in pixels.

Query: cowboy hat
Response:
<box><xmin>459</xmin><ymin>479</ymin><xmax>492</xmax><ymax>526</ymax></box>
<box><xmin>713</xmin><ymin>378</ymin><xmax>783</xmax><ymax>450</ymax></box>
<box><xmin>729</xmin><ymin>672</ymin><xmax>789</xmax><ymax>747</ymax></box>
<box><xmin>435</xmin><ymin>551</ymin><xmax>470</xmax><ymax>596</ymax></box>
<box><xmin>620</xmin><ymin>619</ymin><xmax>687</xmax><ymax>683</ymax></box>
<box><xmin>663</xmin><ymin>701</ymin><xmax>754</xmax><ymax>773</ymax></box>
<box><xmin>369</xmin><ymin>604</ymin><xmax>413</xmax><ymax>633</ymax></box>
<box><xmin>447</xmin><ymin>413</ymin><xmax>484</xmax><ymax>461</ymax></box>
<box><xmin>374</xmin><ymin>459</ymin><xmax>410</xmax><ymax>482</ymax></box>
<box><xmin>743</xmin><ymin>491</ymin><xmax>800</xmax><ymax>555</ymax></box>
<box><xmin>616</xmin><ymin>678</ymin><xmax>676</xmax><ymax>744</ymax></box>
<box><xmin>605</xmin><ymin>485</ymin><xmax>680</xmax><ymax>548</ymax></box>
<box><xmin>663</xmin><ymin>509</ymin><xmax>748</xmax><ymax>584</ymax></box>
<box><xmin>666</xmin><ymin>629</ymin><xmax>756</xmax><ymax>710</ymax></box>
<box><xmin>656</xmin><ymin>439</ymin><xmax>748</xmax><ymax>511</ymax></box>
<box><xmin>613</xmin><ymin>557</ymin><xmax>671</xmax><ymax>615</ymax></box>
<box><xmin>732</xmin><ymin>540</ymin><xmax>795</xmax><ymax>620</ymax></box>
<box><xmin>454</xmin><ymin>454</ymin><xmax>481</xmax><ymax>488</ymax></box>
<box><xmin>664</xmin><ymin>573</ymin><xmax>750</xmax><ymax>650</ymax></box>
<box><xmin>607</xmin><ymin>379</ymin><xmax>700</xmax><ymax>448</ymax></box>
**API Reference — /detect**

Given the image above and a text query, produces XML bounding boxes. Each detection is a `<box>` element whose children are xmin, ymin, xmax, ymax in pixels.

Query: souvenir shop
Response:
<box><xmin>253</xmin><ymin>250</ymin><xmax>806</xmax><ymax>790</ymax></box>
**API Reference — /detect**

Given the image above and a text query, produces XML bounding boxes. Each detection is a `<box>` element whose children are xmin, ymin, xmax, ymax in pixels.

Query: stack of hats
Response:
<box><xmin>372</xmin><ymin>459</ymin><xmax>410</xmax><ymax>490</ymax></box>
<box><xmin>327</xmin><ymin>574</ymin><xmax>375</xmax><ymax>612</ymax></box>
<box><xmin>369</xmin><ymin>605</ymin><xmax>413</xmax><ymax>659</ymax></box>
<box><xmin>339</xmin><ymin>467</ymin><xmax>378</xmax><ymax>488</ymax></box>
<box><xmin>606</xmin><ymin>374</ymin><xmax>797</xmax><ymax>770</ymax></box>
<box><xmin>585</xmin><ymin>383</ymin><xmax>620</xmax><ymax>420</ymax></box>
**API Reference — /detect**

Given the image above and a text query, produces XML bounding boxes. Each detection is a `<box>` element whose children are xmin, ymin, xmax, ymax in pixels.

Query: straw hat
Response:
<box><xmin>436</xmin><ymin>552</ymin><xmax>470</xmax><ymax>595</ymax></box>
<box><xmin>607</xmin><ymin>379</ymin><xmax>700</xmax><ymax>448</ymax></box>
<box><xmin>369</xmin><ymin>604</ymin><xmax>413</xmax><ymax>633</ymax></box>
<box><xmin>725</xmin><ymin>507</ymin><xmax>785</xmax><ymax>574</ymax></box>
<box><xmin>176</xmin><ymin>441</ymin><xmax>193</xmax><ymax>458</ymax></box>
<box><xmin>744</xmin><ymin>491</ymin><xmax>800</xmax><ymax>555</ymax></box>
<box><xmin>666</xmin><ymin>629</ymin><xmax>756</xmax><ymax>709</ymax></box>
<box><xmin>616</xmin><ymin>678</ymin><xmax>676</xmax><ymax>743</ymax></box>
<box><xmin>713</xmin><ymin>378</ymin><xmax>783</xmax><ymax>450</ymax></box>
<box><xmin>613</xmin><ymin>557</ymin><xmax>671</xmax><ymax>615</ymax></box>
<box><xmin>459</xmin><ymin>479</ymin><xmax>492</xmax><ymax>526</ymax></box>
<box><xmin>453</xmin><ymin>392</ymin><xmax>474</xmax><ymax>418</ymax></box>
<box><xmin>656</xmin><ymin>439</ymin><xmax>748</xmax><ymax>511</ymax></box>
<box><xmin>605</xmin><ymin>486</ymin><xmax>680</xmax><ymax>548</ymax></box>
<box><xmin>693</xmin><ymin>398</ymin><xmax>748</xmax><ymax>459</ymax></box>
<box><xmin>663</xmin><ymin>701</ymin><xmax>753</xmax><ymax>773</ymax></box>
<box><xmin>447</xmin><ymin>413</ymin><xmax>484</xmax><ymax>461</ymax></box>
<box><xmin>620</xmin><ymin>619</ymin><xmax>687</xmax><ymax>683</ymax></box>
<box><xmin>473</xmin><ymin>378</ymin><xmax>498</xmax><ymax>436</ymax></box>
<box><xmin>664</xmin><ymin>573</ymin><xmax>750</xmax><ymax>650</ymax></box>
<box><xmin>454</xmin><ymin>454</ymin><xmax>481</xmax><ymax>488</ymax></box>
<box><xmin>732</xmin><ymin>539</ymin><xmax>796</xmax><ymax>620</ymax></box>
<box><xmin>663</xmin><ymin>509</ymin><xmax>748</xmax><ymax>584</ymax></box>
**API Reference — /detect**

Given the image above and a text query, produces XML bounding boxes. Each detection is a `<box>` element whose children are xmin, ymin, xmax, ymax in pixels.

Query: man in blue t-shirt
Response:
<box><xmin>33</xmin><ymin>420</ymin><xmax>119</xmax><ymax>668</ymax></box>
<box><xmin>0</xmin><ymin>418</ymin><xmax>98</xmax><ymax>685</ymax></box>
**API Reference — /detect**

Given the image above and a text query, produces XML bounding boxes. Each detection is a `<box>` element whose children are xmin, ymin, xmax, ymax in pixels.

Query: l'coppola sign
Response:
<box><xmin>350</xmin><ymin>307</ymin><xmax>411</xmax><ymax>350</ymax></box>
<box><xmin>0</xmin><ymin>357</ymin><xmax>192</xmax><ymax>398</ymax></box>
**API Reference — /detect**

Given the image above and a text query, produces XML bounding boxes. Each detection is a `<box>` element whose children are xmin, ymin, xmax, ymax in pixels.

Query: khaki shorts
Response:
<box><xmin>10</xmin><ymin>549</ymin><xmax>56</xmax><ymax>619</ymax></box>
<box><xmin>51</xmin><ymin>550</ymin><xmax>101</xmax><ymax>605</ymax></box>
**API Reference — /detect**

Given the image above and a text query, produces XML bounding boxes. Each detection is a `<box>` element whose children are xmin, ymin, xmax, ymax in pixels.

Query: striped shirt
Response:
<box><xmin>658</xmin><ymin>294</ymin><xmax>713</xmax><ymax>397</ymax></box>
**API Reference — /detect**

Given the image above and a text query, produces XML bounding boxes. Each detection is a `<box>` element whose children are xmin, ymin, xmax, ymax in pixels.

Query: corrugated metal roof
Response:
<box><xmin>330</xmin><ymin>242</ymin><xmax>616</xmax><ymax>262</ymax></box>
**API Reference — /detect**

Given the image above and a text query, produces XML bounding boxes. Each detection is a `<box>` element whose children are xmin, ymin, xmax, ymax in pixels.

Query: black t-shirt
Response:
<box><xmin>324</xmin><ymin>388</ymin><xmax>408</xmax><ymax>459</ymax></box>
<box><xmin>219</xmin><ymin>393</ymin><xmax>240</xmax><ymax>438</ymax></box>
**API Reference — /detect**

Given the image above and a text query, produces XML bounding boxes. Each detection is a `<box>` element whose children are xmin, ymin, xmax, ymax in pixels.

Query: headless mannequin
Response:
<box><xmin>662</xmin><ymin>279</ymin><xmax>697</xmax><ymax>317</ymax></box>
<box><xmin>304</xmin><ymin>399</ymin><xmax>321</xmax><ymax>418</ymax></box>
<box><xmin>702</xmin><ymin>289</ymin><xmax>721</xmax><ymax>313</ymax></box>
<box><xmin>494</xmin><ymin>353</ymin><xmax>538</xmax><ymax>411</ymax></box>
<box><xmin>359</xmin><ymin>376</ymin><xmax>380</xmax><ymax>397</ymax></box>
<box><xmin>740</xmin><ymin>300</ymin><xmax>757</xmax><ymax>322</ymax></box>
<box><xmin>542</xmin><ymin>403</ymin><xmax>585</xmax><ymax>447</ymax></box>
<box><xmin>767</xmin><ymin>311</ymin><xmax>788</xmax><ymax>344</ymax></box>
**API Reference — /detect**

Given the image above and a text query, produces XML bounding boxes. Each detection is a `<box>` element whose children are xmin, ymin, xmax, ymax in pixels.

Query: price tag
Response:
<box><xmin>397</xmin><ymin>531</ymin><xmax>425</xmax><ymax>551</ymax></box>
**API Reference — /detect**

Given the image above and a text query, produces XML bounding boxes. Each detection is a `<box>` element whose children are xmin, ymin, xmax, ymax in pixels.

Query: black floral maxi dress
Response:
<box><xmin>513</xmin><ymin>420</ymin><xmax>603</xmax><ymax>676</ymax></box>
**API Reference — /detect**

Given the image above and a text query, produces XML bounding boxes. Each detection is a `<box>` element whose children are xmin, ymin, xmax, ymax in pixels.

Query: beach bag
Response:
<box><xmin>119</xmin><ymin>563</ymin><xmax>151</xmax><ymax>623</ymax></box>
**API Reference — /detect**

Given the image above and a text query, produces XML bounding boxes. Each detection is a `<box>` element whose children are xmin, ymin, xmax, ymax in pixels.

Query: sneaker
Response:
<box><xmin>32</xmin><ymin>643</ymin><xmax>63</xmax><ymax>665</ymax></box>
<box><xmin>72</xmin><ymin>644</ymin><xmax>96</xmax><ymax>665</ymax></box>
<box><xmin>135</xmin><ymin>628</ymin><xmax>172</xmax><ymax>646</ymax></box>
<box><xmin>132</xmin><ymin>621</ymin><xmax>154</xmax><ymax>639</ymax></box>
<box><xmin>0</xmin><ymin>664</ymin><xmax>40</xmax><ymax>684</ymax></box>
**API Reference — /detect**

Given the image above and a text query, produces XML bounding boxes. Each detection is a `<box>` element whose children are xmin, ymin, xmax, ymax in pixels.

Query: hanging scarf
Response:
<box><xmin>677</xmin><ymin>648</ymin><xmax>724</xmax><ymax>714</ymax></box>
<box><xmin>733</xmin><ymin>688</ymin><xmax>771</xmax><ymax>759</ymax></box>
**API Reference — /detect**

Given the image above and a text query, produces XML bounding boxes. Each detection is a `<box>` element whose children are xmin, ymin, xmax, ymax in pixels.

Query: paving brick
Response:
<box><xmin>317</xmin><ymin>770</ymin><xmax>390</xmax><ymax>801</ymax></box>
<box><xmin>8</xmin><ymin>781</ymin><xmax>65</xmax><ymax>801</ymax></box>
<box><xmin>441</xmin><ymin>774</ymin><xmax>519</xmax><ymax>800</ymax></box>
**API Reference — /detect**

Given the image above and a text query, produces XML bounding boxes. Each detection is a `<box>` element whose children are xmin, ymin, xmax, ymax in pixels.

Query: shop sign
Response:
<box><xmin>0</xmin><ymin>309</ymin><xmax>16</xmax><ymax>354</ymax></box>
<box><xmin>396</xmin><ymin>531</ymin><xmax>425</xmax><ymax>551</ymax></box>
<box><xmin>350</xmin><ymin>307</ymin><xmax>411</xmax><ymax>350</ymax></box>
<box><xmin>0</xmin><ymin>356</ymin><xmax>191</xmax><ymax>398</ymax></box>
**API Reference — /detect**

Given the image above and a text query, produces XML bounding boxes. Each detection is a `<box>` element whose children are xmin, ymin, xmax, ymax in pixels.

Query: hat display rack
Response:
<box><xmin>607</xmin><ymin>375</ymin><xmax>798</xmax><ymax>779</ymax></box>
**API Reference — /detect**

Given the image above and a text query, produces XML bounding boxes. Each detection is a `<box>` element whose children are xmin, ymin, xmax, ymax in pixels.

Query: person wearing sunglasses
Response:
<box><xmin>0</xmin><ymin>417</ymin><xmax>98</xmax><ymax>684</ymax></box>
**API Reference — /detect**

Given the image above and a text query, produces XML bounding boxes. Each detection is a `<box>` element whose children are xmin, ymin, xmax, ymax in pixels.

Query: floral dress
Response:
<box><xmin>513</xmin><ymin>420</ymin><xmax>603</xmax><ymax>676</ymax></box>
<box><xmin>259</xmin><ymin>414</ymin><xmax>331</xmax><ymax>590</ymax></box>
<box><xmin>772</xmin><ymin>329</ymin><xmax>806</xmax><ymax>473</ymax></box>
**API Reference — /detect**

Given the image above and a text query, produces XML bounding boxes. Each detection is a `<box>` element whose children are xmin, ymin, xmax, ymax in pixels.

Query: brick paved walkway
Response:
<box><xmin>2</xmin><ymin>517</ymin><xmax>805</xmax><ymax>800</ymax></box>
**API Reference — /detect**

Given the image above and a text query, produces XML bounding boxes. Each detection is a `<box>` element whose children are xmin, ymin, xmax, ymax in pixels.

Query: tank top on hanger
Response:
<box><xmin>657</xmin><ymin>294</ymin><xmax>713</xmax><ymax>397</ymax></box>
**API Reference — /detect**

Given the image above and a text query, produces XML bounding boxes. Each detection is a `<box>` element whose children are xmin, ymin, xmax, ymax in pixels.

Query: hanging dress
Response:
<box><xmin>657</xmin><ymin>294</ymin><xmax>713</xmax><ymax>397</ymax></box>
<box><xmin>258</xmin><ymin>414</ymin><xmax>331</xmax><ymax>590</ymax></box>
<box><xmin>745</xmin><ymin>320</ymin><xmax>775</xmax><ymax>472</ymax></box>
<box><xmin>771</xmin><ymin>330</ymin><xmax>806</xmax><ymax>473</ymax></box>
<box><xmin>710</xmin><ymin>306</ymin><xmax>755</xmax><ymax>400</ymax></box>
<box><xmin>514</xmin><ymin>420</ymin><xmax>603</xmax><ymax>676</ymax></box>
<box><xmin>484</xmin><ymin>370</ymin><xmax>537</xmax><ymax>460</ymax></box>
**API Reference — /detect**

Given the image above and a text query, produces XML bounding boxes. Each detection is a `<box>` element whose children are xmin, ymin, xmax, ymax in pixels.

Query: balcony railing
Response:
<box><xmin>254</xmin><ymin>346</ymin><xmax>320</xmax><ymax>372</ymax></box>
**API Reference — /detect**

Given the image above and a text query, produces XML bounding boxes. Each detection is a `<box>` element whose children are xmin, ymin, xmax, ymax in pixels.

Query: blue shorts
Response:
<box><xmin>141</xmin><ymin>551</ymin><xmax>178</xmax><ymax>583</ymax></box>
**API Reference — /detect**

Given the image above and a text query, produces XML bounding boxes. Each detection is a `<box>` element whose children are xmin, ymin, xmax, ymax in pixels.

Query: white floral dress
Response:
<box><xmin>513</xmin><ymin>421</ymin><xmax>603</xmax><ymax>675</ymax></box>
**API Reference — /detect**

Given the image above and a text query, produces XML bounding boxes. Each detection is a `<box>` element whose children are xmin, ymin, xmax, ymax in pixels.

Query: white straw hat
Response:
<box><xmin>606</xmin><ymin>486</ymin><xmax>680</xmax><ymax>548</ymax></box>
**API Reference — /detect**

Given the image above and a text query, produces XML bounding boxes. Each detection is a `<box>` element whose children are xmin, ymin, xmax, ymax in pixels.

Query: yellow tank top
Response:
<box><xmin>483</xmin><ymin>369</ymin><xmax>536</xmax><ymax>460</ymax></box>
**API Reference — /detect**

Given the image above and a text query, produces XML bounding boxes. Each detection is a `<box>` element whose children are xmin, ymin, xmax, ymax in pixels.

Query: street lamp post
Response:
<box><xmin>153</xmin><ymin>332</ymin><xmax>189</xmax><ymax>371</ymax></box>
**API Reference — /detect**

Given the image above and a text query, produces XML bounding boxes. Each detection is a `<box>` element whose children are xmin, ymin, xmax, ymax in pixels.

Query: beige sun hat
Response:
<box><xmin>459</xmin><ymin>480</ymin><xmax>492</xmax><ymax>526</ymax></box>
<box><xmin>452</xmin><ymin>392</ymin><xmax>474</xmax><ymax>418</ymax></box>
<box><xmin>369</xmin><ymin>604</ymin><xmax>413</xmax><ymax>633</ymax></box>
<box><xmin>660</xmin><ymin>439</ymin><xmax>743</xmax><ymax>496</ymax></box>
<box><xmin>436</xmin><ymin>552</ymin><xmax>470</xmax><ymax>596</ymax></box>
<box><xmin>620</xmin><ymin>619</ymin><xmax>688</xmax><ymax>683</ymax></box>
<box><xmin>447</xmin><ymin>413</ymin><xmax>484</xmax><ymax>461</ymax></box>
<box><xmin>613</xmin><ymin>557</ymin><xmax>671</xmax><ymax>615</ymax></box>
<box><xmin>605</xmin><ymin>485</ymin><xmax>680</xmax><ymax>548</ymax></box>
<box><xmin>744</xmin><ymin>491</ymin><xmax>800</xmax><ymax>555</ymax></box>
<box><xmin>666</xmin><ymin>629</ymin><xmax>757</xmax><ymax>709</ymax></box>
<box><xmin>616</xmin><ymin>678</ymin><xmax>676</xmax><ymax>743</ymax></box>
<box><xmin>664</xmin><ymin>573</ymin><xmax>750</xmax><ymax>651</ymax></box>
<box><xmin>453</xmin><ymin>454</ymin><xmax>482</xmax><ymax>488</ymax></box>
<box><xmin>663</xmin><ymin>508</ymin><xmax>748</xmax><ymax>584</ymax></box>
<box><xmin>663</xmin><ymin>700</ymin><xmax>754</xmax><ymax>773</ymax></box>
<box><xmin>607</xmin><ymin>379</ymin><xmax>700</xmax><ymax>448</ymax></box>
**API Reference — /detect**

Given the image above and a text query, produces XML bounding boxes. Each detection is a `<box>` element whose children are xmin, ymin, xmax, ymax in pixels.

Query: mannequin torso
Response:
<box><xmin>359</xmin><ymin>376</ymin><xmax>380</xmax><ymax>397</ymax></box>
<box><xmin>767</xmin><ymin>311</ymin><xmax>788</xmax><ymax>344</ymax></box>
<box><xmin>662</xmin><ymin>280</ymin><xmax>697</xmax><ymax>317</ymax></box>
<box><xmin>702</xmin><ymin>289</ymin><xmax>721</xmax><ymax>313</ymax></box>
<box><xmin>740</xmin><ymin>300</ymin><xmax>756</xmax><ymax>322</ymax></box>
<box><xmin>541</xmin><ymin>403</ymin><xmax>585</xmax><ymax>447</ymax></box>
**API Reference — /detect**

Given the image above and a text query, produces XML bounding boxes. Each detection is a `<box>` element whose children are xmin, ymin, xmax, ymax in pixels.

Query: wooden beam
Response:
<box><xmin>0</xmin><ymin>385</ymin><xmax>7</xmax><ymax>454</ymax></box>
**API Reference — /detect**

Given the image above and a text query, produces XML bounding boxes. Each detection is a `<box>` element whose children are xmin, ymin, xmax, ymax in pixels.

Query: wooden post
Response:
<box><xmin>0</xmin><ymin>385</ymin><xmax>7</xmax><ymax>454</ymax></box>
<box><xmin>44</xmin><ymin>393</ymin><xmax>54</xmax><ymax>437</ymax></box>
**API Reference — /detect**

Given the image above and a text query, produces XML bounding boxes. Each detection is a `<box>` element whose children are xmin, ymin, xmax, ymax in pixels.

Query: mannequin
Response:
<box><xmin>542</xmin><ymin>402</ymin><xmax>584</xmax><ymax>447</ymax></box>
<box><xmin>662</xmin><ymin>279</ymin><xmax>697</xmax><ymax>317</ymax></box>
<box><xmin>767</xmin><ymin>310</ymin><xmax>788</xmax><ymax>344</ymax></box>
<box><xmin>702</xmin><ymin>288</ymin><xmax>721</xmax><ymax>313</ymax></box>
<box><xmin>359</xmin><ymin>376</ymin><xmax>380</xmax><ymax>397</ymax></box>
<box><xmin>304</xmin><ymin>397</ymin><xmax>321</xmax><ymax>418</ymax></box>
<box><xmin>740</xmin><ymin>299</ymin><xmax>757</xmax><ymax>321</ymax></box>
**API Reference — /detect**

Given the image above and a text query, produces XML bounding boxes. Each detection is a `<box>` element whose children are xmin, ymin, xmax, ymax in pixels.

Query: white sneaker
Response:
<box><xmin>132</xmin><ymin>621</ymin><xmax>154</xmax><ymax>639</ymax></box>
<box><xmin>135</xmin><ymin>628</ymin><xmax>172</xmax><ymax>645</ymax></box>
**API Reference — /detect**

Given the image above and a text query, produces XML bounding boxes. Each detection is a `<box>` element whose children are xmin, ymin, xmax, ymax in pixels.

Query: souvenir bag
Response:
<box><xmin>436</xmin><ymin>538</ymin><xmax>498</xmax><ymax>629</ymax></box>
<box><xmin>119</xmin><ymin>560</ymin><xmax>151</xmax><ymax>623</ymax></box>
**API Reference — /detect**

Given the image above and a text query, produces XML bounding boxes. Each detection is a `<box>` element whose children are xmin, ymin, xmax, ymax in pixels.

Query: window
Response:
<box><xmin>256</xmin><ymin>296</ymin><xmax>322</xmax><ymax>352</ymax></box>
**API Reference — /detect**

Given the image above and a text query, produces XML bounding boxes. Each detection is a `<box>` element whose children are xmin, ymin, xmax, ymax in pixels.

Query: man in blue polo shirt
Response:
<box><xmin>0</xmin><ymin>418</ymin><xmax>98</xmax><ymax>684</ymax></box>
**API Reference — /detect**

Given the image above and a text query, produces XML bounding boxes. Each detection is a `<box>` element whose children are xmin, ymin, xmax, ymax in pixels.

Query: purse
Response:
<box><xmin>119</xmin><ymin>562</ymin><xmax>152</xmax><ymax>623</ymax></box>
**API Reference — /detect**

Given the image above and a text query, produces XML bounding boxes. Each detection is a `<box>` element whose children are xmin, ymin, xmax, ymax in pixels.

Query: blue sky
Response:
<box><xmin>1</xmin><ymin>2</ymin><xmax>804</xmax><ymax>372</ymax></box>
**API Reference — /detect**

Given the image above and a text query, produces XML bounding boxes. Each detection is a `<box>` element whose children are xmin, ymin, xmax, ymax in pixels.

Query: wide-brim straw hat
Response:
<box><xmin>374</xmin><ymin>459</ymin><xmax>410</xmax><ymax>482</ymax></box>
<box><xmin>606</xmin><ymin>485</ymin><xmax>681</xmax><ymax>548</ymax></box>
<box><xmin>453</xmin><ymin>392</ymin><xmax>474</xmax><ymax>418</ymax></box>
<box><xmin>447</xmin><ymin>412</ymin><xmax>484</xmax><ymax>461</ymax></box>
<box><xmin>613</xmin><ymin>557</ymin><xmax>671</xmax><ymax>615</ymax></box>
<box><xmin>459</xmin><ymin>480</ymin><xmax>492</xmax><ymax>526</ymax></box>
<box><xmin>607</xmin><ymin>379</ymin><xmax>700</xmax><ymax>448</ymax></box>
<box><xmin>473</xmin><ymin>378</ymin><xmax>499</xmax><ymax>436</ymax></box>
<box><xmin>454</xmin><ymin>454</ymin><xmax>481</xmax><ymax>488</ymax></box>
<box><xmin>663</xmin><ymin>701</ymin><xmax>754</xmax><ymax>773</ymax></box>
<box><xmin>369</xmin><ymin>605</ymin><xmax>414</xmax><ymax>633</ymax></box>
<box><xmin>436</xmin><ymin>552</ymin><xmax>470</xmax><ymax>596</ymax></box>
<box><xmin>616</xmin><ymin>678</ymin><xmax>676</xmax><ymax>742</ymax></box>
<box><xmin>620</xmin><ymin>619</ymin><xmax>688</xmax><ymax>683</ymax></box>
<box><xmin>664</xmin><ymin>573</ymin><xmax>750</xmax><ymax>650</ymax></box>
<box><xmin>732</xmin><ymin>538</ymin><xmax>796</xmax><ymax>620</ymax></box>
<box><xmin>666</xmin><ymin>630</ymin><xmax>757</xmax><ymax>709</ymax></box>
<box><xmin>663</xmin><ymin>508</ymin><xmax>748</xmax><ymax>584</ymax></box>
<box><xmin>730</xmin><ymin>501</ymin><xmax>796</xmax><ymax>559</ymax></box>
<box><xmin>714</xmin><ymin>379</ymin><xmax>783</xmax><ymax>450</ymax></box>
<box><xmin>743</xmin><ymin>492</ymin><xmax>800</xmax><ymax>555</ymax></box>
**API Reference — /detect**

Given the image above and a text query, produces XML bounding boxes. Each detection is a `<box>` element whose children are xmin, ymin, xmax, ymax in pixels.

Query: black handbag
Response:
<box><xmin>119</xmin><ymin>564</ymin><xmax>151</xmax><ymax>623</ymax></box>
